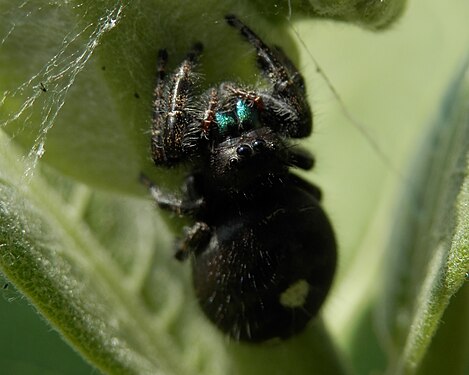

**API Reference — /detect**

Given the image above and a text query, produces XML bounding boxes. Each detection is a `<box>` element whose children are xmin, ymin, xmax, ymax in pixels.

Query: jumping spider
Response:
<box><xmin>143</xmin><ymin>15</ymin><xmax>336</xmax><ymax>342</ymax></box>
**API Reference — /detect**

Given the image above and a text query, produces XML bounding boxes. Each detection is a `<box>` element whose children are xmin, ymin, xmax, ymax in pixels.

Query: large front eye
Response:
<box><xmin>252</xmin><ymin>139</ymin><xmax>267</xmax><ymax>151</ymax></box>
<box><xmin>236</xmin><ymin>144</ymin><xmax>253</xmax><ymax>157</ymax></box>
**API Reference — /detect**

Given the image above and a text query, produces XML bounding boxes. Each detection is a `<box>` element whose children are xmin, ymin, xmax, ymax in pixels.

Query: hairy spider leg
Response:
<box><xmin>151</xmin><ymin>43</ymin><xmax>204</xmax><ymax>166</ymax></box>
<box><xmin>175</xmin><ymin>221</ymin><xmax>212</xmax><ymax>261</ymax></box>
<box><xmin>139</xmin><ymin>173</ymin><xmax>204</xmax><ymax>216</ymax></box>
<box><xmin>225</xmin><ymin>14</ymin><xmax>312</xmax><ymax>138</ymax></box>
<box><xmin>287</xmin><ymin>147</ymin><xmax>315</xmax><ymax>170</ymax></box>
<box><xmin>200</xmin><ymin>88</ymin><xmax>219</xmax><ymax>137</ymax></box>
<box><xmin>140</xmin><ymin>173</ymin><xmax>210</xmax><ymax>261</ymax></box>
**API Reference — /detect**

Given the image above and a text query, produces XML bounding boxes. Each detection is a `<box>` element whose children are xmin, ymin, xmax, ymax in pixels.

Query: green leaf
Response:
<box><xmin>0</xmin><ymin>131</ymin><xmax>347</xmax><ymax>374</ymax></box>
<box><xmin>0</xmin><ymin>131</ymin><xmax>183</xmax><ymax>374</ymax></box>
<box><xmin>305</xmin><ymin>0</ymin><xmax>406</xmax><ymax>29</ymax></box>
<box><xmin>376</xmin><ymin>59</ymin><xmax>469</xmax><ymax>375</ymax></box>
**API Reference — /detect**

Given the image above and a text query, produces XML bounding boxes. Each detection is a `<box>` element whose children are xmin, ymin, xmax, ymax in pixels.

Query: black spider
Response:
<box><xmin>143</xmin><ymin>15</ymin><xmax>336</xmax><ymax>342</ymax></box>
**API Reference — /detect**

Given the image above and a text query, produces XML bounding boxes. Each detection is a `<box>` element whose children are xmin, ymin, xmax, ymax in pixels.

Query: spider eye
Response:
<box><xmin>236</xmin><ymin>144</ymin><xmax>253</xmax><ymax>157</ymax></box>
<box><xmin>252</xmin><ymin>139</ymin><xmax>267</xmax><ymax>151</ymax></box>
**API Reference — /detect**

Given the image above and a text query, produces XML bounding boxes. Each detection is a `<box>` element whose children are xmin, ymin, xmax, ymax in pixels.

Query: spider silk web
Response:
<box><xmin>0</xmin><ymin>1</ymin><xmax>124</xmax><ymax>179</ymax></box>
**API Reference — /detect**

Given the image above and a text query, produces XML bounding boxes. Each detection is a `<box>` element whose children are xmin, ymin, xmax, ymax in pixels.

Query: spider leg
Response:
<box><xmin>175</xmin><ymin>221</ymin><xmax>212</xmax><ymax>261</ymax></box>
<box><xmin>288</xmin><ymin>173</ymin><xmax>322</xmax><ymax>201</ymax></box>
<box><xmin>288</xmin><ymin>147</ymin><xmax>315</xmax><ymax>171</ymax></box>
<box><xmin>225</xmin><ymin>15</ymin><xmax>312</xmax><ymax>139</ymax></box>
<box><xmin>140</xmin><ymin>173</ymin><xmax>205</xmax><ymax>215</ymax></box>
<box><xmin>151</xmin><ymin>43</ymin><xmax>204</xmax><ymax>166</ymax></box>
<box><xmin>140</xmin><ymin>173</ymin><xmax>210</xmax><ymax>261</ymax></box>
<box><xmin>200</xmin><ymin>88</ymin><xmax>219</xmax><ymax>137</ymax></box>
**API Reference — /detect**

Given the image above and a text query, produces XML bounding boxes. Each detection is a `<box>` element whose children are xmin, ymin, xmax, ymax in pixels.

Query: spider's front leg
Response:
<box><xmin>140</xmin><ymin>174</ymin><xmax>211</xmax><ymax>261</ymax></box>
<box><xmin>225</xmin><ymin>15</ymin><xmax>312</xmax><ymax>139</ymax></box>
<box><xmin>140</xmin><ymin>174</ymin><xmax>205</xmax><ymax>216</ymax></box>
<box><xmin>151</xmin><ymin>43</ymin><xmax>204</xmax><ymax>166</ymax></box>
<box><xmin>174</xmin><ymin>222</ymin><xmax>212</xmax><ymax>261</ymax></box>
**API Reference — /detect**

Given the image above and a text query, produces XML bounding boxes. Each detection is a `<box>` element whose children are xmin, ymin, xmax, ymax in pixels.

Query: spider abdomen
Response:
<box><xmin>192</xmin><ymin>184</ymin><xmax>336</xmax><ymax>342</ymax></box>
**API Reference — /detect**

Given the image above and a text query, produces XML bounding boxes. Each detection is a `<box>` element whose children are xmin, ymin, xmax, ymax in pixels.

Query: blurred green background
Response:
<box><xmin>0</xmin><ymin>280</ymin><xmax>96</xmax><ymax>374</ymax></box>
